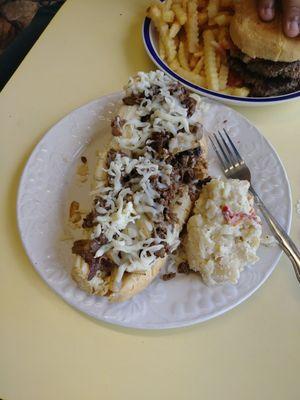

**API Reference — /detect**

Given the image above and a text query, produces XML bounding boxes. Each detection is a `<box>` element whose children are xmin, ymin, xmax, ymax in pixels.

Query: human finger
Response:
<box><xmin>282</xmin><ymin>0</ymin><xmax>300</xmax><ymax>37</ymax></box>
<box><xmin>257</xmin><ymin>0</ymin><xmax>276</xmax><ymax>21</ymax></box>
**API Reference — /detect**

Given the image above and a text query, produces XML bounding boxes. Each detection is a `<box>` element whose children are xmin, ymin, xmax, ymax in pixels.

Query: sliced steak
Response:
<box><xmin>122</xmin><ymin>93</ymin><xmax>143</xmax><ymax>105</ymax></box>
<box><xmin>147</xmin><ymin>131</ymin><xmax>172</xmax><ymax>157</ymax></box>
<box><xmin>72</xmin><ymin>239</ymin><xmax>115</xmax><ymax>280</ymax></box>
<box><xmin>82</xmin><ymin>210</ymin><xmax>97</xmax><ymax>229</ymax></box>
<box><xmin>111</xmin><ymin>115</ymin><xmax>126</xmax><ymax>136</ymax></box>
<box><xmin>72</xmin><ymin>239</ymin><xmax>101</xmax><ymax>264</ymax></box>
<box><xmin>177</xmin><ymin>261</ymin><xmax>191</xmax><ymax>274</ymax></box>
<box><xmin>161</xmin><ymin>272</ymin><xmax>176</xmax><ymax>281</ymax></box>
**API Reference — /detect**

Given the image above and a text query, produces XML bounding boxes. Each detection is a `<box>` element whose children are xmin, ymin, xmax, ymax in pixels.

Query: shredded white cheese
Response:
<box><xmin>114</xmin><ymin>70</ymin><xmax>205</xmax><ymax>154</ymax></box>
<box><xmin>88</xmin><ymin>70</ymin><xmax>205</xmax><ymax>284</ymax></box>
<box><xmin>91</xmin><ymin>153</ymin><xmax>176</xmax><ymax>282</ymax></box>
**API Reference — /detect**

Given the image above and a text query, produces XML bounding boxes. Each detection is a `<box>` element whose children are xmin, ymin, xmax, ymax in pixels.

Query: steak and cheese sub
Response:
<box><xmin>71</xmin><ymin>71</ymin><xmax>208</xmax><ymax>302</ymax></box>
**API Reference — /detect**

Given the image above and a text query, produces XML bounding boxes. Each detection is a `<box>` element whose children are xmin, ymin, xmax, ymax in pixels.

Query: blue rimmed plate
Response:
<box><xmin>142</xmin><ymin>17</ymin><xmax>300</xmax><ymax>107</ymax></box>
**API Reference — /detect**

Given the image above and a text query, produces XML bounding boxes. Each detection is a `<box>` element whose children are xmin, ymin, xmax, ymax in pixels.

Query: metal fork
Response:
<box><xmin>210</xmin><ymin>129</ymin><xmax>300</xmax><ymax>283</ymax></box>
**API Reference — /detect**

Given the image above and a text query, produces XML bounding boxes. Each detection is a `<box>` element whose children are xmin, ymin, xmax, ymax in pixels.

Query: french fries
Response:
<box><xmin>169</xmin><ymin>21</ymin><xmax>181</xmax><ymax>38</ymax></box>
<box><xmin>163</xmin><ymin>10</ymin><xmax>175</xmax><ymax>23</ymax></box>
<box><xmin>218</xmin><ymin>64</ymin><xmax>229</xmax><ymax>90</ymax></box>
<box><xmin>207</xmin><ymin>0</ymin><xmax>220</xmax><ymax>19</ymax></box>
<box><xmin>158</xmin><ymin>36</ymin><xmax>166</xmax><ymax>60</ymax></box>
<box><xmin>147</xmin><ymin>0</ymin><xmax>250</xmax><ymax>96</ymax></box>
<box><xmin>189</xmin><ymin>54</ymin><xmax>199</xmax><ymax>69</ymax></box>
<box><xmin>160</xmin><ymin>24</ymin><xmax>177</xmax><ymax>62</ymax></box>
<box><xmin>198</xmin><ymin>12</ymin><xmax>208</xmax><ymax>26</ymax></box>
<box><xmin>178</xmin><ymin>40</ymin><xmax>190</xmax><ymax>70</ymax></box>
<box><xmin>193</xmin><ymin>57</ymin><xmax>204</xmax><ymax>74</ymax></box>
<box><xmin>203</xmin><ymin>30</ymin><xmax>219</xmax><ymax>91</ymax></box>
<box><xmin>221</xmin><ymin>87</ymin><xmax>250</xmax><ymax>96</ymax></box>
<box><xmin>172</xmin><ymin>3</ymin><xmax>187</xmax><ymax>25</ymax></box>
<box><xmin>176</xmin><ymin>66</ymin><xmax>206</xmax><ymax>87</ymax></box>
<box><xmin>214</xmin><ymin>13</ymin><xmax>232</xmax><ymax>26</ymax></box>
<box><xmin>186</xmin><ymin>0</ymin><xmax>199</xmax><ymax>53</ymax></box>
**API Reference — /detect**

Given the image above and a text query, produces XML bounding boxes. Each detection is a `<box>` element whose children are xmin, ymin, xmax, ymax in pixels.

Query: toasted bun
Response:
<box><xmin>230</xmin><ymin>0</ymin><xmax>300</xmax><ymax>62</ymax></box>
<box><xmin>108</xmin><ymin>255</ymin><xmax>166</xmax><ymax>302</ymax></box>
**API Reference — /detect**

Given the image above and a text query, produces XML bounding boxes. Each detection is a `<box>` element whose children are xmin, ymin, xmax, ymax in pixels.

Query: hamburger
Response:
<box><xmin>228</xmin><ymin>0</ymin><xmax>300</xmax><ymax>97</ymax></box>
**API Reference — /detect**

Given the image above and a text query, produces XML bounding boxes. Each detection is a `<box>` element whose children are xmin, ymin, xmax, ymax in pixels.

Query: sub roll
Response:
<box><xmin>71</xmin><ymin>71</ymin><xmax>208</xmax><ymax>302</ymax></box>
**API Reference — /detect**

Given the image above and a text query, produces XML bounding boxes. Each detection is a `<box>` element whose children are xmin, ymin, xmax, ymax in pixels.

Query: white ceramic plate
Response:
<box><xmin>142</xmin><ymin>17</ymin><xmax>300</xmax><ymax>107</ymax></box>
<box><xmin>17</xmin><ymin>92</ymin><xmax>292</xmax><ymax>329</ymax></box>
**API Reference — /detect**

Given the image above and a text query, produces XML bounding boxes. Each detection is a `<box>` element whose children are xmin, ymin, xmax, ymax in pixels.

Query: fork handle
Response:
<box><xmin>249</xmin><ymin>186</ymin><xmax>300</xmax><ymax>283</ymax></box>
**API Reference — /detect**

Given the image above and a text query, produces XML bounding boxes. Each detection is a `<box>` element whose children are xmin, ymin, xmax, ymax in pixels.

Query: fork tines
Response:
<box><xmin>209</xmin><ymin>129</ymin><xmax>244</xmax><ymax>172</ymax></box>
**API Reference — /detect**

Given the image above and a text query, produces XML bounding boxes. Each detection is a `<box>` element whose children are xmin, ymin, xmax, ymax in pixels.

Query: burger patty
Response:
<box><xmin>247</xmin><ymin>58</ymin><xmax>300</xmax><ymax>80</ymax></box>
<box><xmin>232</xmin><ymin>50</ymin><xmax>300</xmax><ymax>80</ymax></box>
<box><xmin>228</xmin><ymin>56</ymin><xmax>300</xmax><ymax>97</ymax></box>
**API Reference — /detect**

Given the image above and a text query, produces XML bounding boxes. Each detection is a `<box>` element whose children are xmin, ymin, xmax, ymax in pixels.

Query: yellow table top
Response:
<box><xmin>1</xmin><ymin>1</ymin><xmax>299</xmax><ymax>399</ymax></box>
